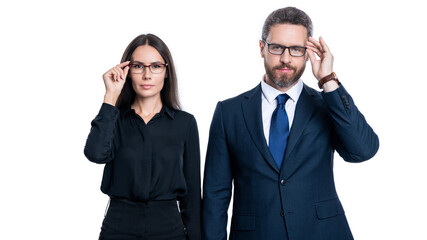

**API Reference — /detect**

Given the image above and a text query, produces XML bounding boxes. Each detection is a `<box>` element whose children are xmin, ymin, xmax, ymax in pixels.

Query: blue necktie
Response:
<box><xmin>269</xmin><ymin>94</ymin><xmax>290</xmax><ymax>169</ymax></box>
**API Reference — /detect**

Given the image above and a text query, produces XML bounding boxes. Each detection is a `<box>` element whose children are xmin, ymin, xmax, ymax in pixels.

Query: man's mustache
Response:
<box><xmin>273</xmin><ymin>64</ymin><xmax>295</xmax><ymax>71</ymax></box>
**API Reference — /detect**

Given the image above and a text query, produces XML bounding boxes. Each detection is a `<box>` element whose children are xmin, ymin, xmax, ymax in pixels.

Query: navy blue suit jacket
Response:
<box><xmin>202</xmin><ymin>83</ymin><xmax>379</xmax><ymax>240</ymax></box>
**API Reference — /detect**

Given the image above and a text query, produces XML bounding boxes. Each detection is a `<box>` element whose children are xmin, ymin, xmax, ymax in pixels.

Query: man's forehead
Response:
<box><xmin>267</xmin><ymin>23</ymin><xmax>308</xmax><ymax>44</ymax></box>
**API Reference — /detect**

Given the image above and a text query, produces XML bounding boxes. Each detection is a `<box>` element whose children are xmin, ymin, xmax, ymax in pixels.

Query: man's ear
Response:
<box><xmin>259</xmin><ymin>40</ymin><xmax>265</xmax><ymax>58</ymax></box>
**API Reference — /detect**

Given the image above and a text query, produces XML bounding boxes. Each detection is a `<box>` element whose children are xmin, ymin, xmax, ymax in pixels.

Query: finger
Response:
<box><xmin>306</xmin><ymin>43</ymin><xmax>321</xmax><ymax>56</ymax></box>
<box><xmin>306</xmin><ymin>45</ymin><xmax>322</xmax><ymax>57</ymax></box>
<box><xmin>319</xmin><ymin>37</ymin><xmax>331</xmax><ymax>53</ymax></box>
<box><xmin>115</xmin><ymin>68</ymin><xmax>123</xmax><ymax>81</ymax></box>
<box><xmin>108</xmin><ymin>69</ymin><xmax>117</xmax><ymax>82</ymax></box>
<box><xmin>306</xmin><ymin>38</ymin><xmax>316</xmax><ymax>46</ymax></box>
<box><xmin>306</xmin><ymin>48</ymin><xmax>317</xmax><ymax>64</ymax></box>
<box><xmin>118</xmin><ymin>66</ymin><xmax>127</xmax><ymax>81</ymax></box>
<box><xmin>102</xmin><ymin>71</ymin><xmax>111</xmax><ymax>82</ymax></box>
<box><xmin>118</xmin><ymin>61</ymin><xmax>131</xmax><ymax>69</ymax></box>
<box><xmin>111</xmin><ymin>68</ymin><xmax>121</xmax><ymax>81</ymax></box>
<box><xmin>308</xmin><ymin>37</ymin><xmax>323</xmax><ymax>52</ymax></box>
<box><xmin>114</xmin><ymin>65</ymin><xmax>125</xmax><ymax>76</ymax></box>
<box><xmin>307</xmin><ymin>49</ymin><xmax>321</xmax><ymax>79</ymax></box>
<box><xmin>306</xmin><ymin>41</ymin><xmax>315</xmax><ymax>48</ymax></box>
<box><xmin>308</xmin><ymin>37</ymin><xmax>320</xmax><ymax>47</ymax></box>
<box><xmin>122</xmin><ymin>66</ymin><xmax>129</xmax><ymax>80</ymax></box>
<box><xmin>114</xmin><ymin>66</ymin><xmax>126</xmax><ymax>81</ymax></box>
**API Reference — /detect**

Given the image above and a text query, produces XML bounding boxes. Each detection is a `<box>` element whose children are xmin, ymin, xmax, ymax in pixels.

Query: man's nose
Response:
<box><xmin>280</xmin><ymin>48</ymin><xmax>292</xmax><ymax>63</ymax></box>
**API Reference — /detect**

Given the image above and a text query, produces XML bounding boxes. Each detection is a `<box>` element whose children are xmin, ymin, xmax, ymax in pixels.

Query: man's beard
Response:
<box><xmin>265</xmin><ymin>62</ymin><xmax>305</xmax><ymax>88</ymax></box>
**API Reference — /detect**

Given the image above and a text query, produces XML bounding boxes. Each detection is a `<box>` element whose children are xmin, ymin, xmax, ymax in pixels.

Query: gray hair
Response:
<box><xmin>261</xmin><ymin>7</ymin><xmax>313</xmax><ymax>40</ymax></box>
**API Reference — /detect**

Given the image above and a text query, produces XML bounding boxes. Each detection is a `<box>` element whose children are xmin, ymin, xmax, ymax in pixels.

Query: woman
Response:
<box><xmin>84</xmin><ymin>34</ymin><xmax>201</xmax><ymax>240</ymax></box>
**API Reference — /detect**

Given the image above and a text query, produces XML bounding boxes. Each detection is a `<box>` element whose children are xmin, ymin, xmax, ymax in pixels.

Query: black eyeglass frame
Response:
<box><xmin>261</xmin><ymin>40</ymin><xmax>307</xmax><ymax>57</ymax></box>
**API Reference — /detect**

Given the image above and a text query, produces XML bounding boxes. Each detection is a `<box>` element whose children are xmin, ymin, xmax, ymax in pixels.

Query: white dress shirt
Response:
<box><xmin>261</xmin><ymin>78</ymin><xmax>304</xmax><ymax>146</ymax></box>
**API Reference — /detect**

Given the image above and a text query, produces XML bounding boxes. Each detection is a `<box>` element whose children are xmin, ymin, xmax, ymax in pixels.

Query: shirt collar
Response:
<box><xmin>121</xmin><ymin>104</ymin><xmax>175</xmax><ymax>120</ymax></box>
<box><xmin>261</xmin><ymin>76</ymin><xmax>304</xmax><ymax>104</ymax></box>
<box><xmin>162</xmin><ymin>105</ymin><xmax>175</xmax><ymax>119</ymax></box>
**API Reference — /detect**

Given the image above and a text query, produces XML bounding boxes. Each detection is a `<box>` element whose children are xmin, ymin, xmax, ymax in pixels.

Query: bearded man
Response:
<box><xmin>202</xmin><ymin>6</ymin><xmax>379</xmax><ymax>240</ymax></box>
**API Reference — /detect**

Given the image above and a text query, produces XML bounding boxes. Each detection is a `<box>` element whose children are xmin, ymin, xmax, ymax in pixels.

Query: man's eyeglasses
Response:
<box><xmin>129</xmin><ymin>62</ymin><xmax>168</xmax><ymax>74</ymax></box>
<box><xmin>262</xmin><ymin>40</ymin><xmax>307</xmax><ymax>57</ymax></box>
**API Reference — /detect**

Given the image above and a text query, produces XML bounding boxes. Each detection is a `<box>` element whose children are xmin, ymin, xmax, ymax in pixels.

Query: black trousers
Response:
<box><xmin>99</xmin><ymin>198</ymin><xmax>187</xmax><ymax>240</ymax></box>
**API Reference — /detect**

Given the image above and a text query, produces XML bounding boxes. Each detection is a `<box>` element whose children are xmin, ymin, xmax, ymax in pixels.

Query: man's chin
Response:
<box><xmin>272</xmin><ymin>77</ymin><xmax>298</xmax><ymax>88</ymax></box>
<box><xmin>276</xmin><ymin>73</ymin><xmax>294</xmax><ymax>82</ymax></box>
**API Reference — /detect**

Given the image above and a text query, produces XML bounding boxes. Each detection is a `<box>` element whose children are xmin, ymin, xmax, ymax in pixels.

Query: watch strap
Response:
<box><xmin>318</xmin><ymin>72</ymin><xmax>339</xmax><ymax>88</ymax></box>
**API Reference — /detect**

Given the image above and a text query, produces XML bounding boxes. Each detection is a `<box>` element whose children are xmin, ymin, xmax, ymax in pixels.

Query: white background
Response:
<box><xmin>1</xmin><ymin>0</ymin><xmax>426</xmax><ymax>239</ymax></box>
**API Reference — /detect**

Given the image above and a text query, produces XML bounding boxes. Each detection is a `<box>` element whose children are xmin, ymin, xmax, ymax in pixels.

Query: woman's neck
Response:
<box><xmin>132</xmin><ymin>96</ymin><xmax>163</xmax><ymax>123</ymax></box>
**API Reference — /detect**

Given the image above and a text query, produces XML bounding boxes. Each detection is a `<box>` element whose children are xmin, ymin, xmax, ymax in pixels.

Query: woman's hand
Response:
<box><xmin>102</xmin><ymin>61</ymin><xmax>130</xmax><ymax>106</ymax></box>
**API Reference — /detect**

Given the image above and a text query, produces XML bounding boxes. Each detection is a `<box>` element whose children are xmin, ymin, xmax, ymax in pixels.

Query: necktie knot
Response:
<box><xmin>276</xmin><ymin>94</ymin><xmax>290</xmax><ymax>107</ymax></box>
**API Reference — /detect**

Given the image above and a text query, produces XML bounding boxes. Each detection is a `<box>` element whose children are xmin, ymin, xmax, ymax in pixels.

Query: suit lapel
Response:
<box><xmin>282</xmin><ymin>85</ymin><xmax>316</xmax><ymax>174</ymax></box>
<box><xmin>241</xmin><ymin>84</ymin><xmax>280</xmax><ymax>173</ymax></box>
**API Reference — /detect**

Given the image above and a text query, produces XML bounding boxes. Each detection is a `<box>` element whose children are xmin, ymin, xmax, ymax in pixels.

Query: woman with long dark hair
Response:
<box><xmin>84</xmin><ymin>34</ymin><xmax>201</xmax><ymax>240</ymax></box>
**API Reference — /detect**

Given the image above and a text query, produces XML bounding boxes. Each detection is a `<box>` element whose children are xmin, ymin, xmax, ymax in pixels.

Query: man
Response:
<box><xmin>202</xmin><ymin>7</ymin><xmax>379</xmax><ymax>240</ymax></box>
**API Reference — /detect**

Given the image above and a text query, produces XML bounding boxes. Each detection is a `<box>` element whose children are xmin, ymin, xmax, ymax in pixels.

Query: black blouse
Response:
<box><xmin>84</xmin><ymin>103</ymin><xmax>201</xmax><ymax>239</ymax></box>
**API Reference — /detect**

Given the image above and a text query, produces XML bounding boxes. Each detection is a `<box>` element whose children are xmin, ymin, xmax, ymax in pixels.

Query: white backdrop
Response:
<box><xmin>1</xmin><ymin>0</ymin><xmax>426</xmax><ymax>239</ymax></box>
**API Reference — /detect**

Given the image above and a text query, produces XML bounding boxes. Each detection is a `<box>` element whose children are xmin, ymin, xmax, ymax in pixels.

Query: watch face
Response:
<box><xmin>332</xmin><ymin>72</ymin><xmax>337</xmax><ymax>79</ymax></box>
<box><xmin>318</xmin><ymin>72</ymin><xmax>339</xmax><ymax>88</ymax></box>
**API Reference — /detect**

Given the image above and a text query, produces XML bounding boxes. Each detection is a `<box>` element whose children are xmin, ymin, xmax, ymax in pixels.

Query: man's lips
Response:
<box><xmin>276</xmin><ymin>68</ymin><xmax>293</xmax><ymax>73</ymax></box>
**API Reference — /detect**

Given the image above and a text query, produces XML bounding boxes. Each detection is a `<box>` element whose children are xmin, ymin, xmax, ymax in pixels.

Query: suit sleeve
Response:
<box><xmin>83</xmin><ymin>103</ymin><xmax>119</xmax><ymax>164</ymax></box>
<box><xmin>180</xmin><ymin>115</ymin><xmax>202</xmax><ymax>240</ymax></box>
<box><xmin>322</xmin><ymin>84</ymin><xmax>380</xmax><ymax>162</ymax></box>
<box><xmin>202</xmin><ymin>102</ymin><xmax>233</xmax><ymax>240</ymax></box>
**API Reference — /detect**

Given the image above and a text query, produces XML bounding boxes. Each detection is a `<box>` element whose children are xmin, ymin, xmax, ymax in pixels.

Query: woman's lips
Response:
<box><xmin>141</xmin><ymin>84</ymin><xmax>154</xmax><ymax>89</ymax></box>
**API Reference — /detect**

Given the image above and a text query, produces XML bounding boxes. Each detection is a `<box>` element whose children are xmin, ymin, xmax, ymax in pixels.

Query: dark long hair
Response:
<box><xmin>116</xmin><ymin>34</ymin><xmax>181</xmax><ymax>110</ymax></box>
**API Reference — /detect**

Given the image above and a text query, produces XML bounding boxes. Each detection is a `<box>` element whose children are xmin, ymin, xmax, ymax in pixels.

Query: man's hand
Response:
<box><xmin>307</xmin><ymin>37</ymin><xmax>338</xmax><ymax>92</ymax></box>
<box><xmin>306</xmin><ymin>37</ymin><xmax>334</xmax><ymax>80</ymax></box>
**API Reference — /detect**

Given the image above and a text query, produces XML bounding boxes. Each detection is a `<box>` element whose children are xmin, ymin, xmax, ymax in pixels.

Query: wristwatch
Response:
<box><xmin>318</xmin><ymin>72</ymin><xmax>340</xmax><ymax>89</ymax></box>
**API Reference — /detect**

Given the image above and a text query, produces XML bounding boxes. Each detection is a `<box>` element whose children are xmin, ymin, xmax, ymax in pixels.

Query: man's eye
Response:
<box><xmin>291</xmin><ymin>47</ymin><xmax>303</xmax><ymax>53</ymax></box>
<box><xmin>271</xmin><ymin>45</ymin><xmax>283</xmax><ymax>50</ymax></box>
